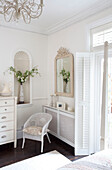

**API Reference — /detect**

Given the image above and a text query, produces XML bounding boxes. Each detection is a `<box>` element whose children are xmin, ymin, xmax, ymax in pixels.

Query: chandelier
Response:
<box><xmin>0</xmin><ymin>0</ymin><xmax>44</xmax><ymax>24</ymax></box>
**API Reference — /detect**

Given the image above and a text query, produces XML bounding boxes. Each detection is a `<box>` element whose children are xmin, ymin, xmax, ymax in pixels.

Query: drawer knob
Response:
<box><xmin>1</xmin><ymin>135</ymin><xmax>6</xmax><ymax>138</ymax></box>
<box><xmin>5</xmin><ymin>102</ymin><xmax>7</xmax><ymax>104</ymax></box>
<box><xmin>5</xmin><ymin>109</ymin><xmax>7</xmax><ymax>111</ymax></box>
<box><xmin>1</xmin><ymin>125</ymin><xmax>6</xmax><ymax>128</ymax></box>
<box><xmin>1</xmin><ymin>116</ymin><xmax>6</xmax><ymax>119</ymax></box>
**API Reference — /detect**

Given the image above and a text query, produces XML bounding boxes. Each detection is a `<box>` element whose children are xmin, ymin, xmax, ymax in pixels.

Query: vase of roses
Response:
<box><xmin>9</xmin><ymin>66</ymin><xmax>39</xmax><ymax>104</ymax></box>
<box><xmin>60</xmin><ymin>68</ymin><xmax>70</xmax><ymax>93</ymax></box>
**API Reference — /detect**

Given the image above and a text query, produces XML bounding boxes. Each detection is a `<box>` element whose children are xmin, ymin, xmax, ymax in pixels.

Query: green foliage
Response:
<box><xmin>60</xmin><ymin>68</ymin><xmax>70</xmax><ymax>84</ymax></box>
<box><xmin>9</xmin><ymin>66</ymin><xmax>39</xmax><ymax>84</ymax></box>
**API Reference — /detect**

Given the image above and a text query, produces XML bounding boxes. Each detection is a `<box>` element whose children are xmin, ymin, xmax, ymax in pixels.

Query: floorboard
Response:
<box><xmin>0</xmin><ymin>134</ymin><xmax>86</xmax><ymax>168</ymax></box>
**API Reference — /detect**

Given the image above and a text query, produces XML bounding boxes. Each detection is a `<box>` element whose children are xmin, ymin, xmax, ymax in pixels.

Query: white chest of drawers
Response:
<box><xmin>0</xmin><ymin>96</ymin><xmax>17</xmax><ymax>148</ymax></box>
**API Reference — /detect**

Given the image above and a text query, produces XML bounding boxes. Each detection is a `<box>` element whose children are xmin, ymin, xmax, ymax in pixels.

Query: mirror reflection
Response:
<box><xmin>55</xmin><ymin>47</ymin><xmax>74</xmax><ymax>97</ymax></box>
<box><xmin>57</xmin><ymin>57</ymin><xmax>71</xmax><ymax>93</ymax></box>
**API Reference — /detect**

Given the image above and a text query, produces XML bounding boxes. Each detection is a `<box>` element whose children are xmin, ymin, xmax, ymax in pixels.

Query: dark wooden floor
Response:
<box><xmin>0</xmin><ymin>134</ymin><xmax>85</xmax><ymax>168</ymax></box>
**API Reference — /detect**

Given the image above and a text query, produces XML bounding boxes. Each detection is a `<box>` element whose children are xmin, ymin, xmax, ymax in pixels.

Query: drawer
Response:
<box><xmin>0</xmin><ymin>99</ymin><xmax>14</xmax><ymax>107</ymax></box>
<box><xmin>0</xmin><ymin>130</ymin><xmax>14</xmax><ymax>143</ymax></box>
<box><xmin>0</xmin><ymin>106</ymin><xmax>14</xmax><ymax>113</ymax></box>
<box><xmin>0</xmin><ymin>121</ymin><xmax>14</xmax><ymax>132</ymax></box>
<box><xmin>0</xmin><ymin>113</ymin><xmax>14</xmax><ymax>122</ymax></box>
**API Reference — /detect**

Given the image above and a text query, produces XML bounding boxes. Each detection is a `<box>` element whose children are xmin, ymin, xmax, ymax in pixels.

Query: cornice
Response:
<box><xmin>0</xmin><ymin>19</ymin><xmax>47</xmax><ymax>36</ymax></box>
<box><xmin>0</xmin><ymin>0</ymin><xmax>112</xmax><ymax>35</ymax></box>
<box><xmin>46</xmin><ymin>0</ymin><xmax>112</xmax><ymax>35</ymax></box>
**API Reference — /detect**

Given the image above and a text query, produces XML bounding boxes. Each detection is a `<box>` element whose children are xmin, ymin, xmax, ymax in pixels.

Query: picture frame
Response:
<box><xmin>57</xmin><ymin>102</ymin><xmax>66</xmax><ymax>110</ymax></box>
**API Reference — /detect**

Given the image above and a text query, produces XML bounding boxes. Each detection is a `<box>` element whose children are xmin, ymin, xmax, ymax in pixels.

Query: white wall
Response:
<box><xmin>47</xmin><ymin>7</ymin><xmax>112</xmax><ymax>110</ymax></box>
<box><xmin>0</xmin><ymin>7</ymin><xmax>112</xmax><ymax>138</ymax></box>
<box><xmin>0</xmin><ymin>27</ymin><xmax>48</xmax><ymax>137</ymax></box>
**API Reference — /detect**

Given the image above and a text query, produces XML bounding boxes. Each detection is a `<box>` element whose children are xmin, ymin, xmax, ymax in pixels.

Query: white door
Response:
<box><xmin>74</xmin><ymin>52</ymin><xmax>95</xmax><ymax>155</ymax></box>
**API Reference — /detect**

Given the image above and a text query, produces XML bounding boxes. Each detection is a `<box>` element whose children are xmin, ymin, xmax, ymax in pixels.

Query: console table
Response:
<box><xmin>43</xmin><ymin>105</ymin><xmax>75</xmax><ymax>147</ymax></box>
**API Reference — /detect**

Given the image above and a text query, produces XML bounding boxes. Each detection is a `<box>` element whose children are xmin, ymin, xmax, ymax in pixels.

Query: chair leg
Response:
<box><xmin>46</xmin><ymin>133</ymin><xmax>51</xmax><ymax>143</ymax></box>
<box><xmin>22</xmin><ymin>137</ymin><xmax>25</xmax><ymax>149</ymax></box>
<box><xmin>41</xmin><ymin>139</ymin><xmax>44</xmax><ymax>153</ymax></box>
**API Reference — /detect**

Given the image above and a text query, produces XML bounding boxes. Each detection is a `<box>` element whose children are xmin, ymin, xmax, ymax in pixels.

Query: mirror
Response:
<box><xmin>55</xmin><ymin>47</ymin><xmax>74</xmax><ymax>97</ymax></box>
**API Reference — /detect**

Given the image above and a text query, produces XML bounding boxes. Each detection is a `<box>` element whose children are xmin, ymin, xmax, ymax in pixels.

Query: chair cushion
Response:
<box><xmin>23</xmin><ymin>126</ymin><xmax>42</xmax><ymax>136</ymax></box>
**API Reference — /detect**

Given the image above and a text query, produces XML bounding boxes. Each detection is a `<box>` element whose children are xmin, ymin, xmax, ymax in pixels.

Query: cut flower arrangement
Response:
<box><xmin>60</xmin><ymin>68</ymin><xmax>70</xmax><ymax>84</ymax></box>
<box><xmin>9</xmin><ymin>65</ymin><xmax>39</xmax><ymax>104</ymax></box>
<box><xmin>9</xmin><ymin>66</ymin><xmax>39</xmax><ymax>84</ymax></box>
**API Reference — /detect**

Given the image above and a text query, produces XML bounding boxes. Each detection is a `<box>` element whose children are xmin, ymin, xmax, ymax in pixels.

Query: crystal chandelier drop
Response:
<box><xmin>0</xmin><ymin>0</ymin><xmax>44</xmax><ymax>24</ymax></box>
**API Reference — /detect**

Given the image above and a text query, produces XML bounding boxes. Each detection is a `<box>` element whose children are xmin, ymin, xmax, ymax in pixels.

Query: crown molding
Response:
<box><xmin>46</xmin><ymin>0</ymin><xmax>112</xmax><ymax>35</ymax></box>
<box><xmin>0</xmin><ymin>0</ymin><xmax>112</xmax><ymax>35</ymax></box>
<box><xmin>0</xmin><ymin>20</ymin><xmax>47</xmax><ymax>36</ymax></box>
<box><xmin>87</xmin><ymin>15</ymin><xmax>112</xmax><ymax>30</ymax></box>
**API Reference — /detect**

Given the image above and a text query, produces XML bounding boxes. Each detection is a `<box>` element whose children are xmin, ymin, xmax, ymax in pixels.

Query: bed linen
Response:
<box><xmin>58</xmin><ymin>149</ymin><xmax>112</xmax><ymax>170</ymax></box>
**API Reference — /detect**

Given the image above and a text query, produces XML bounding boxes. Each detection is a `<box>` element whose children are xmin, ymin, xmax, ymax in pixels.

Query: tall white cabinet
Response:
<box><xmin>0</xmin><ymin>96</ymin><xmax>17</xmax><ymax>148</ymax></box>
<box><xmin>43</xmin><ymin>105</ymin><xmax>75</xmax><ymax>147</ymax></box>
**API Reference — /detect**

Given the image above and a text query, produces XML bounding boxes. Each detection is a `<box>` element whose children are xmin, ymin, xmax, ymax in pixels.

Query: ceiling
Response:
<box><xmin>0</xmin><ymin>0</ymin><xmax>112</xmax><ymax>35</ymax></box>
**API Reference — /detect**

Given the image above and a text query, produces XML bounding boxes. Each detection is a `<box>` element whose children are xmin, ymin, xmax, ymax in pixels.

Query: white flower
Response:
<box><xmin>21</xmin><ymin>77</ymin><xmax>23</xmax><ymax>80</ymax></box>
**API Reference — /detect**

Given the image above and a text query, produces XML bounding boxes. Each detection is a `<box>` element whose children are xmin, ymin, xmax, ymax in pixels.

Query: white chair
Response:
<box><xmin>22</xmin><ymin>113</ymin><xmax>52</xmax><ymax>153</ymax></box>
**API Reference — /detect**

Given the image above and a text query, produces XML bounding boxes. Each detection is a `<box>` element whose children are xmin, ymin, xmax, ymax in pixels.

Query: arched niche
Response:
<box><xmin>14</xmin><ymin>50</ymin><xmax>32</xmax><ymax>105</ymax></box>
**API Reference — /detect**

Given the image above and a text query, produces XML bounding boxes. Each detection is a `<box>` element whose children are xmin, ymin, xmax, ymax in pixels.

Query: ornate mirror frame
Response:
<box><xmin>55</xmin><ymin>47</ymin><xmax>74</xmax><ymax>97</ymax></box>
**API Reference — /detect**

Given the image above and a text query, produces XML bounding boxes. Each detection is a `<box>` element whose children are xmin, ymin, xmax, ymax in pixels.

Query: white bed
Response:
<box><xmin>58</xmin><ymin>149</ymin><xmax>112</xmax><ymax>170</ymax></box>
<box><xmin>0</xmin><ymin>150</ymin><xmax>71</xmax><ymax>170</ymax></box>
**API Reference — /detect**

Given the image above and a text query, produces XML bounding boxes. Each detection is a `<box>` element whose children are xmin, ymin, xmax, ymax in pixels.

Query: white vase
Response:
<box><xmin>19</xmin><ymin>83</ymin><xmax>24</xmax><ymax>104</ymax></box>
<box><xmin>63</xmin><ymin>81</ymin><xmax>69</xmax><ymax>93</ymax></box>
<box><xmin>63</xmin><ymin>81</ymin><xmax>67</xmax><ymax>93</ymax></box>
<box><xmin>66</xmin><ymin>82</ymin><xmax>69</xmax><ymax>93</ymax></box>
<box><xmin>1</xmin><ymin>83</ymin><xmax>12</xmax><ymax>96</ymax></box>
